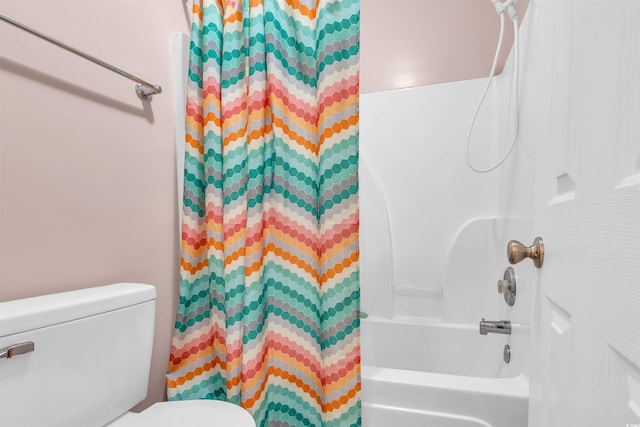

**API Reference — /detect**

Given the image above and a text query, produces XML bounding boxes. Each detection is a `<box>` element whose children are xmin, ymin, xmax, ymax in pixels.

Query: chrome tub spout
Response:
<box><xmin>479</xmin><ymin>318</ymin><xmax>511</xmax><ymax>335</ymax></box>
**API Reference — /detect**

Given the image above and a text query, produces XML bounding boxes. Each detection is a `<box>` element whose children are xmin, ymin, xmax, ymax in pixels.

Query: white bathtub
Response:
<box><xmin>361</xmin><ymin>317</ymin><xmax>529</xmax><ymax>427</ymax></box>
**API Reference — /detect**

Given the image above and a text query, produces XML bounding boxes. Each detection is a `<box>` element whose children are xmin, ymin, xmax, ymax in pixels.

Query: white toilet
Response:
<box><xmin>0</xmin><ymin>283</ymin><xmax>256</xmax><ymax>427</ymax></box>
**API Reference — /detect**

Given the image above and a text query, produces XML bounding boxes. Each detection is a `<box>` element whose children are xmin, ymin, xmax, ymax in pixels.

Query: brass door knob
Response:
<box><xmin>507</xmin><ymin>237</ymin><xmax>544</xmax><ymax>268</ymax></box>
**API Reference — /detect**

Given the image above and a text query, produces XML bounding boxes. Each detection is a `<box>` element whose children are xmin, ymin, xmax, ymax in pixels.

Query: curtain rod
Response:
<box><xmin>0</xmin><ymin>12</ymin><xmax>162</xmax><ymax>101</ymax></box>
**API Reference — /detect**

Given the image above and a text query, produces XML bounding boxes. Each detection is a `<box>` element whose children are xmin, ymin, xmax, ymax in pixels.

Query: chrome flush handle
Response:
<box><xmin>0</xmin><ymin>342</ymin><xmax>35</xmax><ymax>360</ymax></box>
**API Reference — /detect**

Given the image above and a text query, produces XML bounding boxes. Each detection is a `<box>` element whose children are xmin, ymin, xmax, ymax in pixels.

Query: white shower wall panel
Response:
<box><xmin>360</xmin><ymin>80</ymin><xmax>505</xmax><ymax>318</ymax></box>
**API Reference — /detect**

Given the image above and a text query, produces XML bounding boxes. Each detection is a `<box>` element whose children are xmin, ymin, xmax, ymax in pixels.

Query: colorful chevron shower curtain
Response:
<box><xmin>166</xmin><ymin>0</ymin><xmax>360</xmax><ymax>426</ymax></box>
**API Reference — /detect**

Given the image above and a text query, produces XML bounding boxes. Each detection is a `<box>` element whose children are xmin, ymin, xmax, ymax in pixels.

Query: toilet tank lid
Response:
<box><xmin>0</xmin><ymin>283</ymin><xmax>156</xmax><ymax>338</ymax></box>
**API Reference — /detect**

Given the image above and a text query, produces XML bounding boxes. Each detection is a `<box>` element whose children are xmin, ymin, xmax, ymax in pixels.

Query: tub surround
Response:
<box><xmin>360</xmin><ymin>0</ymin><xmax>640</xmax><ymax>425</ymax></box>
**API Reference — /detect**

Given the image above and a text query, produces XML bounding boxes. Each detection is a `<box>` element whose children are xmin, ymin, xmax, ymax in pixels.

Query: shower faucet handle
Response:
<box><xmin>507</xmin><ymin>237</ymin><xmax>544</xmax><ymax>268</ymax></box>
<box><xmin>497</xmin><ymin>267</ymin><xmax>516</xmax><ymax>306</ymax></box>
<box><xmin>497</xmin><ymin>279</ymin><xmax>512</xmax><ymax>295</ymax></box>
<box><xmin>497</xmin><ymin>280</ymin><xmax>507</xmax><ymax>294</ymax></box>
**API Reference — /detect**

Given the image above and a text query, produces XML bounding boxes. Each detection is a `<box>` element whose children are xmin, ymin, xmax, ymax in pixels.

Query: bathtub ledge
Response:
<box><xmin>361</xmin><ymin>365</ymin><xmax>529</xmax><ymax>399</ymax></box>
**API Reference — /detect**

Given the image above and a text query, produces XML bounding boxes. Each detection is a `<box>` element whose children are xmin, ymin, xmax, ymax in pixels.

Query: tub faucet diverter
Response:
<box><xmin>479</xmin><ymin>319</ymin><xmax>511</xmax><ymax>335</ymax></box>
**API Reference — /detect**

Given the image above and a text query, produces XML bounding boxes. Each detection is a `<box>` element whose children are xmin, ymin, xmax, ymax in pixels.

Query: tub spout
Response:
<box><xmin>479</xmin><ymin>318</ymin><xmax>511</xmax><ymax>335</ymax></box>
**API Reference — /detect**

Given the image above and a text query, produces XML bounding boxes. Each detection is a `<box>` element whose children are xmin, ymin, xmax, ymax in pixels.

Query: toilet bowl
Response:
<box><xmin>0</xmin><ymin>283</ymin><xmax>255</xmax><ymax>427</ymax></box>
<box><xmin>110</xmin><ymin>400</ymin><xmax>256</xmax><ymax>427</ymax></box>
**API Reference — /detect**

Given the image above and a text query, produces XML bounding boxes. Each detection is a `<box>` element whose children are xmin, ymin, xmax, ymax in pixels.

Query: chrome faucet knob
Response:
<box><xmin>497</xmin><ymin>279</ymin><xmax>509</xmax><ymax>294</ymax></box>
<box><xmin>497</xmin><ymin>267</ymin><xmax>516</xmax><ymax>306</ymax></box>
<box><xmin>507</xmin><ymin>237</ymin><xmax>544</xmax><ymax>268</ymax></box>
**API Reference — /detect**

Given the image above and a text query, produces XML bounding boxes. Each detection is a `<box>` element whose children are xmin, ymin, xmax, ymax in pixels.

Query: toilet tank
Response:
<box><xmin>0</xmin><ymin>283</ymin><xmax>156</xmax><ymax>427</ymax></box>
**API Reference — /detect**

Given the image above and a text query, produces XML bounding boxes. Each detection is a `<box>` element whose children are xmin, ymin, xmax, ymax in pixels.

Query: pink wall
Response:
<box><xmin>0</xmin><ymin>0</ymin><xmax>526</xmax><ymax>411</ymax></box>
<box><xmin>0</xmin><ymin>0</ymin><xmax>189</xmax><ymax>409</ymax></box>
<box><xmin>361</xmin><ymin>0</ymin><xmax>529</xmax><ymax>93</ymax></box>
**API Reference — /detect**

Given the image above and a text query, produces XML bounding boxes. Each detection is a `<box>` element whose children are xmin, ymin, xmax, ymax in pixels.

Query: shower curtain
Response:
<box><xmin>166</xmin><ymin>0</ymin><xmax>360</xmax><ymax>426</ymax></box>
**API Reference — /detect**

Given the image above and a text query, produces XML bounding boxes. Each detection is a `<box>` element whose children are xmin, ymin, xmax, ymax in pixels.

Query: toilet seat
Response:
<box><xmin>110</xmin><ymin>400</ymin><xmax>256</xmax><ymax>427</ymax></box>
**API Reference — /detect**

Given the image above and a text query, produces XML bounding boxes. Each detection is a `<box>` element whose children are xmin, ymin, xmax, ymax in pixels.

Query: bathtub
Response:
<box><xmin>361</xmin><ymin>317</ymin><xmax>529</xmax><ymax>427</ymax></box>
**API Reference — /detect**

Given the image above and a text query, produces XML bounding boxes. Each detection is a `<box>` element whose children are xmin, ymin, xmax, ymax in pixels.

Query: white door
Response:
<box><xmin>527</xmin><ymin>2</ymin><xmax>640</xmax><ymax>426</ymax></box>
